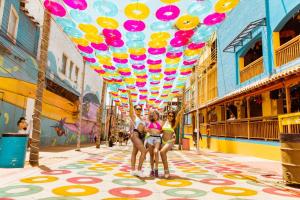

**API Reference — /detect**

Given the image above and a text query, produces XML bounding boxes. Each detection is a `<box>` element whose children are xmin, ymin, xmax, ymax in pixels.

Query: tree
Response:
<box><xmin>96</xmin><ymin>81</ymin><xmax>107</xmax><ymax>148</ymax></box>
<box><xmin>29</xmin><ymin>10</ymin><xmax>51</xmax><ymax>166</ymax></box>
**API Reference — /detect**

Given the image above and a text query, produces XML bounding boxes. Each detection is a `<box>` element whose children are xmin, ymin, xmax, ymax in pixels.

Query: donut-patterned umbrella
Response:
<box><xmin>44</xmin><ymin>0</ymin><xmax>240</xmax><ymax>110</ymax></box>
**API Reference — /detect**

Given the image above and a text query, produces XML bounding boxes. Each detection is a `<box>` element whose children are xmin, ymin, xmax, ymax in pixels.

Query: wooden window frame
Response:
<box><xmin>69</xmin><ymin>60</ymin><xmax>73</xmax><ymax>80</ymax></box>
<box><xmin>0</xmin><ymin>0</ymin><xmax>5</xmax><ymax>28</ymax></box>
<box><xmin>7</xmin><ymin>4</ymin><xmax>19</xmax><ymax>43</ymax></box>
<box><xmin>61</xmin><ymin>54</ymin><xmax>68</xmax><ymax>75</ymax></box>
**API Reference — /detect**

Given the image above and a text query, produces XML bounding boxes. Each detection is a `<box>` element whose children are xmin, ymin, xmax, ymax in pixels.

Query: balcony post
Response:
<box><xmin>224</xmin><ymin>104</ymin><xmax>227</xmax><ymax>137</ymax></box>
<box><xmin>285</xmin><ymin>85</ymin><xmax>291</xmax><ymax>133</ymax></box>
<box><xmin>247</xmin><ymin>97</ymin><xmax>250</xmax><ymax>139</ymax></box>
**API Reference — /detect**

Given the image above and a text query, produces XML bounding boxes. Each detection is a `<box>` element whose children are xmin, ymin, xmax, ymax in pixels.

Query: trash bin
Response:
<box><xmin>280</xmin><ymin>133</ymin><xmax>300</xmax><ymax>185</ymax></box>
<box><xmin>0</xmin><ymin>133</ymin><xmax>28</xmax><ymax>168</ymax></box>
<box><xmin>182</xmin><ymin>138</ymin><xmax>190</xmax><ymax>151</ymax></box>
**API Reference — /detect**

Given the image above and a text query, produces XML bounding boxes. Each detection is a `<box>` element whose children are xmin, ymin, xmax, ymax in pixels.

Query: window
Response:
<box><xmin>7</xmin><ymin>5</ymin><xmax>19</xmax><ymax>41</ymax></box>
<box><xmin>243</xmin><ymin>40</ymin><xmax>263</xmax><ymax>66</ymax></box>
<box><xmin>279</xmin><ymin>10</ymin><xmax>300</xmax><ymax>45</ymax></box>
<box><xmin>75</xmin><ymin>66</ymin><xmax>79</xmax><ymax>84</ymax></box>
<box><xmin>69</xmin><ymin>61</ymin><xmax>73</xmax><ymax>80</ymax></box>
<box><xmin>61</xmin><ymin>54</ymin><xmax>67</xmax><ymax>75</ymax></box>
<box><xmin>0</xmin><ymin>0</ymin><xmax>5</xmax><ymax>28</ymax></box>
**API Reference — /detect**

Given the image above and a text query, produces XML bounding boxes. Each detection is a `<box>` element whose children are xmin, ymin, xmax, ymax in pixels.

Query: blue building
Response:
<box><xmin>0</xmin><ymin>0</ymin><xmax>104</xmax><ymax>146</ymax></box>
<box><xmin>185</xmin><ymin>0</ymin><xmax>300</xmax><ymax>160</ymax></box>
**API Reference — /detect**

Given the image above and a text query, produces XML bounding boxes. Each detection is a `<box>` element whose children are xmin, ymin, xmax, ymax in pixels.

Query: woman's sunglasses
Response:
<box><xmin>168</xmin><ymin>115</ymin><xmax>174</xmax><ymax>118</ymax></box>
<box><xmin>135</xmin><ymin>108</ymin><xmax>142</xmax><ymax>111</ymax></box>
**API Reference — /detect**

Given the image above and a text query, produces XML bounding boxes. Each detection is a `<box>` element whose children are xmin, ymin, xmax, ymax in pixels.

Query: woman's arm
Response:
<box><xmin>127</xmin><ymin>90</ymin><xmax>135</xmax><ymax>122</ymax></box>
<box><xmin>173</xmin><ymin>104</ymin><xmax>186</xmax><ymax>129</ymax></box>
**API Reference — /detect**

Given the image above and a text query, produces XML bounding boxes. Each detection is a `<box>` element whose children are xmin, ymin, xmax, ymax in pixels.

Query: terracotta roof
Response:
<box><xmin>188</xmin><ymin>64</ymin><xmax>300</xmax><ymax>113</ymax></box>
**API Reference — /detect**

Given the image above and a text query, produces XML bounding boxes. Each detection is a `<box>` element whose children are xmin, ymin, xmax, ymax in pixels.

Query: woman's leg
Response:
<box><xmin>130</xmin><ymin>134</ymin><xmax>139</xmax><ymax>171</ymax></box>
<box><xmin>154</xmin><ymin>142</ymin><xmax>161</xmax><ymax>176</ymax></box>
<box><xmin>131</xmin><ymin>133</ymin><xmax>147</xmax><ymax>171</ymax></box>
<box><xmin>148</xmin><ymin>145</ymin><xmax>154</xmax><ymax>173</ymax></box>
<box><xmin>131</xmin><ymin>145</ymin><xmax>138</xmax><ymax>171</ymax></box>
<box><xmin>160</xmin><ymin>143</ymin><xmax>173</xmax><ymax>177</ymax></box>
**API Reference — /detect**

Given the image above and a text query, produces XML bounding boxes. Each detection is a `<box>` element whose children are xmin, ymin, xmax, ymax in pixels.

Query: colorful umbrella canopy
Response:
<box><xmin>44</xmin><ymin>0</ymin><xmax>239</xmax><ymax>110</ymax></box>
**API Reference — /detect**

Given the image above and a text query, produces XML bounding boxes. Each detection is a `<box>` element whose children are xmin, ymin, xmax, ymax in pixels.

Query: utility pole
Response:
<box><xmin>76</xmin><ymin>62</ymin><xmax>86</xmax><ymax>151</ymax></box>
<box><xmin>179</xmin><ymin>86</ymin><xmax>186</xmax><ymax>150</ymax></box>
<box><xmin>29</xmin><ymin>10</ymin><xmax>51</xmax><ymax>166</ymax></box>
<box><xmin>96</xmin><ymin>81</ymin><xmax>107</xmax><ymax>148</ymax></box>
<box><xmin>195</xmin><ymin>68</ymin><xmax>200</xmax><ymax>152</ymax></box>
<box><xmin>107</xmin><ymin>94</ymin><xmax>114</xmax><ymax>146</ymax></box>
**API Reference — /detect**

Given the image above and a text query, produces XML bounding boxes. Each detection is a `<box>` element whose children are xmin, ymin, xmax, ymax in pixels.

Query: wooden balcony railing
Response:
<box><xmin>240</xmin><ymin>57</ymin><xmax>264</xmax><ymax>83</ymax></box>
<box><xmin>211</xmin><ymin>46</ymin><xmax>217</xmax><ymax>64</ymax></box>
<box><xmin>209</xmin><ymin>116</ymin><xmax>279</xmax><ymax>140</ymax></box>
<box><xmin>275</xmin><ymin>35</ymin><xmax>300</xmax><ymax>67</ymax></box>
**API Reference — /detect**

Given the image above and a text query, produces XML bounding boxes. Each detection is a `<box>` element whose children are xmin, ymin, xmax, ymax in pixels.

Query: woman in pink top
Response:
<box><xmin>145</xmin><ymin>110</ymin><xmax>162</xmax><ymax>177</ymax></box>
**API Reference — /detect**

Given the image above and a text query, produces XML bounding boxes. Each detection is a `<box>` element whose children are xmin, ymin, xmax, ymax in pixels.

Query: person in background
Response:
<box><xmin>228</xmin><ymin>113</ymin><xmax>236</xmax><ymax>121</ymax></box>
<box><xmin>17</xmin><ymin>117</ymin><xmax>28</xmax><ymax>134</ymax></box>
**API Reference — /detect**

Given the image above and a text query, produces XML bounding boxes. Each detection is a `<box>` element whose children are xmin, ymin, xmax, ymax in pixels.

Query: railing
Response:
<box><xmin>209</xmin><ymin>116</ymin><xmax>279</xmax><ymax>140</ymax></box>
<box><xmin>249</xmin><ymin>117</ymin><xmax>279</xmax><ymax>140</ymax></box>
<box><xmin>278</xmin><ymin>112</ymin><xmax>300</xmax><ymax>134</ymax></box>
<box><xmin>275</xmin><ymin>35</ymin><xmax>300</xmax><ymax>67</ymax></box>
<box><xmin>240</xmin><ymin>57</ymin><xmax>264</xmax><ymax>83</ymax></box>
<box><xmin>211</xmin><ymin>46</ymin><xmax>217</xmax><ymax>64</ymax></box>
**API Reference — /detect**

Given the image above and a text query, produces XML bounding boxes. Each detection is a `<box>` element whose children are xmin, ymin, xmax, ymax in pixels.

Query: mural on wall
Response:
<box><xmin>51</xmin><ymin>118</ymin><xmax>67</xmax><ymax>136</ymax></box>
<box><xmin>50</xmin><ymin>92</ymin><xmax>101</xmax><ymax>145</ymax></box>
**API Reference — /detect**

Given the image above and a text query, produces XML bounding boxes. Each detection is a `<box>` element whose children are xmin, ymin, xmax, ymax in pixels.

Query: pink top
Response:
<box><xmin>147</xmin><ymin>121</ymin><xmax>162</xmax><ymax>131</ymax></box>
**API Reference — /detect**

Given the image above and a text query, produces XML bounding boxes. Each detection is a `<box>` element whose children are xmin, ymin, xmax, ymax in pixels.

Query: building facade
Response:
<box><xmin>0</xmin><ymin>0</ymin><xmax>104</xmax><ymax>146</ymax></box>
<box><xmin>184</xmin><ymin>0</ymin><xmax>300</xmax><ymax>160</ymax></box>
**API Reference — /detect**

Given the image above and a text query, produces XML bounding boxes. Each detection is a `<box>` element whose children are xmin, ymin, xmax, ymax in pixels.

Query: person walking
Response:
<box><xmin>128</xmin><ymin>90</ymin><xmax>147</xmax><ymax>177</ymax></box>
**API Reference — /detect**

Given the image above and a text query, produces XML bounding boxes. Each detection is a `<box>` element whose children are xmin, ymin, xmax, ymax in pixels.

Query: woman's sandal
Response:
<box><xmin>164</xmin><ymin>170</ymin><xmax>170</xmax><ymax>179</ymax></box>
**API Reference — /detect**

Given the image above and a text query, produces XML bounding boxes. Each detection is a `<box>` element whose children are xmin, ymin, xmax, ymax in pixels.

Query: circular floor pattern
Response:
<box><xmin>262</xmin><ymin>187</ymin><xmax>300</xmax><ymax>197</ymax></box>
<box><xmin>113</xmin><ymin>172</ymin><xmax>134</xmax><ymax>178</ymax></box>
<box><xmin>38</xmin><ymin>197</ymin><xmax>81</xmax><ymax>200</ymax></box>
<box><xmin>246</xmin><ymin>180</ymin><xmax>266</xmax><ymax>187</ymax></box>
<box><xmin>182</xmin><ymin>169</ymin><xmax>208</xmax><ymax>174</ymax></box>
<box><xmin>186</xmin><ymin>174</ymin><xmax>217</xmax><ymax>179</ymax></box>
<box><xmin>112</xmin><ymin>178</ymin><xmax>146</xmax><ymax>186</ymax></box>
<box><xmin>261</xmin><ymin>174</ymin><xmax>283</xmax><ymax>180</ymax></box>
<box><xmin>66</xmin><ymin>177</ymin><xmax>102</xmax><ymax>184</ymax></box>
<box><xmin>0</xmin><ymin>185</ymin><xmax>43</xmax><ymax>197</ymax></box>
<box><xmin>212</xmin><ymin>186</ymin><xmax>257</xmax><ymax>196</ymax></box>
<box><xmin>52</xmin><ymin>185</ymin><xmax>99</xmax><ymax>196</ymax></box>
<box><xmin>163</xmin><ymin>188</ymin><xmax>207</xmax><ymax>198</ymax></box>
<box><xmin>102</xmin><ymin>198</ymin><xmax>138</xmax><ymax>200</ymax></box>
<box><xmin>224</xmin><ymin>174</ymin><xmax>257</xmax><ymax>181</ymax></box>
<box><xmin>77</xmin><ymin>171</ymin><xmax>106</xmax><ymax>176</ymax></box>
<box><xmin>88</xmin><ymin>166</ymin><xmax>113</xmax><ymax>171</ymax></box>
<box><xmin>41</xmin><ymin>170</ymin><xmax>72</xmax><ymax>175</ymax></box>
<box><xmin>200</xmin><ymin>178</ymin><xmax>236</xmax><ymax>185</ymax></box>
<box><xmin>157</xmin><ymin>179</ymin><xmax>192</xmax><ymax>187</ymax></box>
<box><xmin>216</xmin><ymin>169</ymin><xmax>242</xmax><ymax>174</ymax></box>
<box><xmin>59</xmin><ymin>164</ymin><xmax>85</xmax><ymax>169</ymax></box>
<box><xmin>20</xmin><ymin>176</ymin><xmax>58</xmax><ymax>184</ymax></box>
<box><xmin>109</xmin><ymin>187</ymin><xmax>152</xmax><ymax>198</ymax></box>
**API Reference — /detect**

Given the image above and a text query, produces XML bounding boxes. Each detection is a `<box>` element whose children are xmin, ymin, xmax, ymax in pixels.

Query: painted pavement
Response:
<box><xmin>0</xmin><ymin>145</ymin><xmax>300</xmax><ymax>200</ymax></box>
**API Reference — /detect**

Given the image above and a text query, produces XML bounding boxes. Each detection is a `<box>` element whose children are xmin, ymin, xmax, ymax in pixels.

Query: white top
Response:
<box><xmin>134</xmin><ymin>115</ymin><xmax>146</xmax><ymax>129</ymax></box>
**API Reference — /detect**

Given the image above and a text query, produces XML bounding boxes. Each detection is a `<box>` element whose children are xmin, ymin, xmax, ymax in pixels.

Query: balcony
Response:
<box><xmin>240</xmin><ymin>57</ymin><xmax>264</xmax><ymax>83</ymax></box>
<box><xmin>209</xmin><ymin>116</ymin><xmax>279</xmax><ymax>140</ymax></box>
<box><xmin>275</xmin><ymin>35</ymin><xmax>300</xmax><ymax>67</ymax></box>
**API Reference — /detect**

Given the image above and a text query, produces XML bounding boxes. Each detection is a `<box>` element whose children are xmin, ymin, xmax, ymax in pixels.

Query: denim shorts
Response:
<box><xmin>146</xmin><ymin>135</ymin><xmax>161</xmax><ymax>145</ymax></box>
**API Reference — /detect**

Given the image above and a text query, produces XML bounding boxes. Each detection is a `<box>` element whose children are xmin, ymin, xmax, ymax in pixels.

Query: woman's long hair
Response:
<box><xmin>149</xmin><ymin>110</ymin><xmax>160</xmax><ymax>122</ymax></box>
<box><xmin>167</xmin><ymin>110</ymin><xmax>176</xmax><ymax>127</ymax></box>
